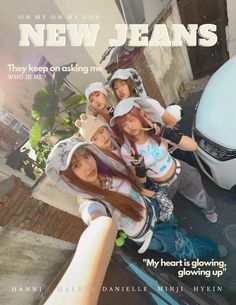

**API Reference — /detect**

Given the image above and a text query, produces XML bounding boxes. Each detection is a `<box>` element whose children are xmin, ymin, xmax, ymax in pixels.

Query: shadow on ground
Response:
<box><xmin>173</xmin><ymin>91</ymin><xmax>236</xmax><ymax>304</ymax></box>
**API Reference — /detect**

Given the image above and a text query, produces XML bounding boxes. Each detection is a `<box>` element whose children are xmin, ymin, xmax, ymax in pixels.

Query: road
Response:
<box><xmin>174</xmin><ymin>90</ymin><xmax>236</xmax><ymax>304</ymax></box>
<box><xmin>101</xmin><ymin>90</ymin><xmax>236</xmax><ymax>305</ymax></box>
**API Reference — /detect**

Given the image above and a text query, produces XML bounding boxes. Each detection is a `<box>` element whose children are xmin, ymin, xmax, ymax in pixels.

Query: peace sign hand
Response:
<box><xmin>127</xmin><ymin>148</ymin><xmax>147</xmax><ymax>178</ymax></box>
<box><xmin>141</xmin><ymin>116</ymin><xmax>162</xmax><ymax>136</ymax></box>
<box><xmin>128</xmin><ymin>147</ymin><xmax>144</xmax><ymax>166</ymax></box>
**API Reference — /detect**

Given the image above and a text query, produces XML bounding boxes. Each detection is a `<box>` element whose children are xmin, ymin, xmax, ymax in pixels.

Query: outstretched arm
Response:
<box><xmin>141</xmin><ymin>114</ymin><xmax>198</xmax><ymax>152</ymax></box>
<box><xmin>44</xmin><ymin>216</ymin><xmax>117</xmax><ymax>305</ymax></box>
<box><xmin>170</xmin><ymin>135</ymin><xmax>198</xmax><ymax>151</ymax></box>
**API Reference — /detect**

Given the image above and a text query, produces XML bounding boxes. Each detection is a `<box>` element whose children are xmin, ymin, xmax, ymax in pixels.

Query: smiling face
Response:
<box><xmin>89</xmin><ymin>91</ymin><xmax>107</xmax><ymax>112</ymax></box>
<box><xmin>70</xmin><ymin>149</ymin><xmax>98</xmax><ymax>183</ymax></box>
<box><xmin>120</xmin><ymin>113</ymin><xmax>143</xmax><ymax>137</ymax></box>
<box><xmin>91</xmin><ymin>126</ymin><xmax>112</xmax><ymax>150</ymax></box>
<box><xmin>113</xmin><ymin>79</ymin><xmax>131</xmax><ymax>100</ymax></box>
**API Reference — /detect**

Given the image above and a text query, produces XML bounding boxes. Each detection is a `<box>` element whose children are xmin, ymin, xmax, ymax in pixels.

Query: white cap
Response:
<box><xmin>85</xmin><ymin>82</ymin><xmax>108</xmax><ymax>100</ymax></box>
<box><xmin>110</xmin><ymin>97</ymin><xmax>140</xmax><ymax>126</ymax></box>
<box><xmin>109</xmin><ymin>69</ymin><xmax>132</xmax><ymax>87</ymax></box>
<box><xmin>45</xmin><ymin>137</ymin><xmax>91</xmax><ymax>174</ymax></box>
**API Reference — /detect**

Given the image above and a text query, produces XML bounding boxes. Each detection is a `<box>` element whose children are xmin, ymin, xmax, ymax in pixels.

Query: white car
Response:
<box><xmin>192</xmin><ymin>55</ymin><xmax>236</xmax><ymax>191</ymax></box>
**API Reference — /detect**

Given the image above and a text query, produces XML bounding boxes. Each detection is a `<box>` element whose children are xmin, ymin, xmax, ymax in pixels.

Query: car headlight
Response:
<box><xmin>193</xmin><ymin>128</ymin><xmax>236</xmax><ymax>161</ymax></box>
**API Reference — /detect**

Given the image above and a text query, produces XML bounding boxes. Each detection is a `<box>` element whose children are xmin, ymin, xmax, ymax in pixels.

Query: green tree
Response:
<box><xmin>30</xmin><ymin>62</ymin><xmax>86</xmax><ymax>169</ymax></box>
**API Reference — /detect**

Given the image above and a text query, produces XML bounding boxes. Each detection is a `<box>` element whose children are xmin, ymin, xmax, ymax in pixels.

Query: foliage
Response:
<box><xmin>35</xmin><ymin>143</ymin><xmax>52</xmax><ymax>169</ymax></box>
<box><xmin>31</xmin><ymin>109</ymin><xmax>40</xmax><ymax>121</ymax></box>
<box><xmin>29</xmin><ymin>62</ymin><xmax>86</xmax><ymax>169</ymax></box>
<box><xmin>29</xmin><ymin>122</ymin><xmax>42</xmax><ymax>150</ymax></box>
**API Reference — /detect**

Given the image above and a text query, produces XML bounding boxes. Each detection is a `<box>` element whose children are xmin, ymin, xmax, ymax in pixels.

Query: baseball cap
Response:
<box><xmin>110</xmin><ymin>97</ymin><xmax>140</xmax><ymax>127</ymax></box>
<box><xmin>109</xmin><ymin>69</ymin><xmax>132</xmax><ymax>87</ymax></box>
<box><xmin>45</xmin><ymin>137</ymin><xmax>91</xmax><ymax>178</ymax></box>
<box><xmin>85</xmin><ymin>82</ymin><xmax>107</xmax><ymax>100</ymax></box>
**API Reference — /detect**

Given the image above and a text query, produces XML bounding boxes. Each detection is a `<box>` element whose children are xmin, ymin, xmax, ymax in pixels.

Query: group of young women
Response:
<box><xmin>46</xmin><ymin>68</ymin><xmax>227</xmax><ymax>260</ymax></box>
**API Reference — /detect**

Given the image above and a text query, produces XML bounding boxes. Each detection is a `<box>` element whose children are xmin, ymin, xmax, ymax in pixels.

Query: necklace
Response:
<box><xmin>98</xmin><ymin>176</ymin><xmax>113</xmax><ymax>190</ymax></box>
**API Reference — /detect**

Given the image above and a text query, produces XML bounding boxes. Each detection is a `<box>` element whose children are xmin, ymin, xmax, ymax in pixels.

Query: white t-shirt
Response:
<box><xmin>79</xmin><ymin>178</ymin><xmax>146</xmax><ymax>237</ymax></box>
<box><xmin>121</xmin><ymin>137</ymin><xmax>173</xmax><ymax>178</ymax></box>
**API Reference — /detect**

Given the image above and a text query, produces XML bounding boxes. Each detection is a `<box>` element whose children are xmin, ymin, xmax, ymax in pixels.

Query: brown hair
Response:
<box><xmin>99</xmin><ymin>148</ymin><xmax>138</xmax><ymax>183</ymax></box>
<box><xmin>111</xmin><ymin>77</ymin><xmax>136</xmax><ymax>101</ymax></box>
<box><xmin>100</xmin><ymin>148</ymin><xmax>124</xmax><ymax>165</ymax></box>
<box><xmin>116</xmin><ymin>106</ymin><xmax>161</xmax><ymax>154</ymax></box>
<box><xmin>61</xmin><ymin>150</ymin><xmax>144</xmax><ymax>221</ymax></box>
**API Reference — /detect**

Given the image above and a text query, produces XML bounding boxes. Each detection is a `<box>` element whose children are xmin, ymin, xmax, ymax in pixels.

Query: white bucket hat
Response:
<box><xmin>109</xmin><ymin>69</ymin><xmax>132</xmax><ymax>87</ymax></box>
<box><xmin>85</xmin><ymin>82</ymin><xmax>108</xmax><ymax>100</ymax></box>
<box><xmin>109</xmin><ymin>68</ymin><xmax>147</xmax><ymax>98</ymax></box>
<box><xmin>110</xmin><ymin>97</ymin><xmax>141</xmax><ymax>127</ymax></box>
<box><xmin>46</xmin><ymin>137</ymin><xmax>91</xmax><ymax>176</ymax></box>
<box><xmin>45</xmin><ymin>137</ymin><xmax>128</xmax><ymax>199</ymax></box>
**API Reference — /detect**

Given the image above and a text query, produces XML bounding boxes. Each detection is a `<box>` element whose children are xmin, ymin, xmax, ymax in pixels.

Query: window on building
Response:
<box><xmin>19</xmin><ymin>125</ymin><xmax>30</xmax><ymax>140</ymax></box>
<box><xmin>8</xmin><ymin>118</ymin><xmax>18</xmax><ymax>129</ymax></box>
<box><xmin>12</xmin><ymin>122</ymin><xmax>22</xmax><ymax>133</ymax></box>
<box><xmin>0</xmin><ymin>113</ymin><xmax>14</xmax><ymax>126</ymax></box>
<box><xmin>21</xmin><ymin>125</ymin><xmax>30</xmax><ymax>134</ymax></box>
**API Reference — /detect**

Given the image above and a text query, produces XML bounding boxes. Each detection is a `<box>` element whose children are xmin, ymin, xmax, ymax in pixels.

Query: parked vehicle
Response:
<box><xmin>192</xmin><ymin>55</ymin><xmax>236</xmax><ymax>191</ymax></box>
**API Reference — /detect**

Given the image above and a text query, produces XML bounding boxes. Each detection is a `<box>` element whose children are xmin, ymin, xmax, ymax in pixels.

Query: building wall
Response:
<box><xmin>0</xmin><ymin>176</ymin><xmax>85</xmax><ymax>242</ymax></box>
<box><xmin>143</xmin><ymin>0</ymin><xmax>172</xmax><ymax>25</ymax></box>
<box><xmin>144</xmin><ymin>8</ymin><xmax>191</xmax><ymax>105</ymax></box>
<box><xmin>32</xmin><ymin>175</ymin><xmax>80</xmax><ymax>216</ymax></box>
<box><xmin>171</xmin><ymin>0</ymin><xmax>193</xmax><ymax>80</ymax></box>
<box><xmin>0</xmin><ymin>226</ymin><xmax>75</xmax><ymax>305</ymax></box>
<box><xmin>226</xmin><ymin>0</ymin><xmax>236</xmax><ymax>57</ymax></box>
<box><xmin>0</xmin><ymin>122</ymin><xmax>19</xmax><ymax>153</ymax></box>
<box><xmin>1</xmin><ymin>0</ymin><xmax>234</xmax><ymax>130</ymax></box>
<box><xmin>54</xmin><ymin>0</ymin><xmax>124</xmax><ymax>69</ymax></box>
<box><xmin>0</xmin><ymin>0</ymin><xmax>124</xmax><ymax>129</ymax></box>
<box><xmin>0</xmin><ymin>148</ymin><xmax>36</xmax><ymax>187</ymax></box>
<box><xmin>0</xmin><ymin>175</ymin><xmax>86</xmax><ymax>305</ymax></box>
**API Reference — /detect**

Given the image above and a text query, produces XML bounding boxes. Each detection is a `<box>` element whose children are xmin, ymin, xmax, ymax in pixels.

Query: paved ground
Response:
<box><xmin>103</xmin><ymin>90</ymin><xmax>236</xmax><ymax>305</ymax></box>
<box><xmin>2</xmin><ymin>87</ymin><xmax>235</xmax><ymax>304</ymax></box>
<box><xmin>173</xmin><ymin>90</ymin><xmax>236</xmax><ymax>303</ymax></box>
